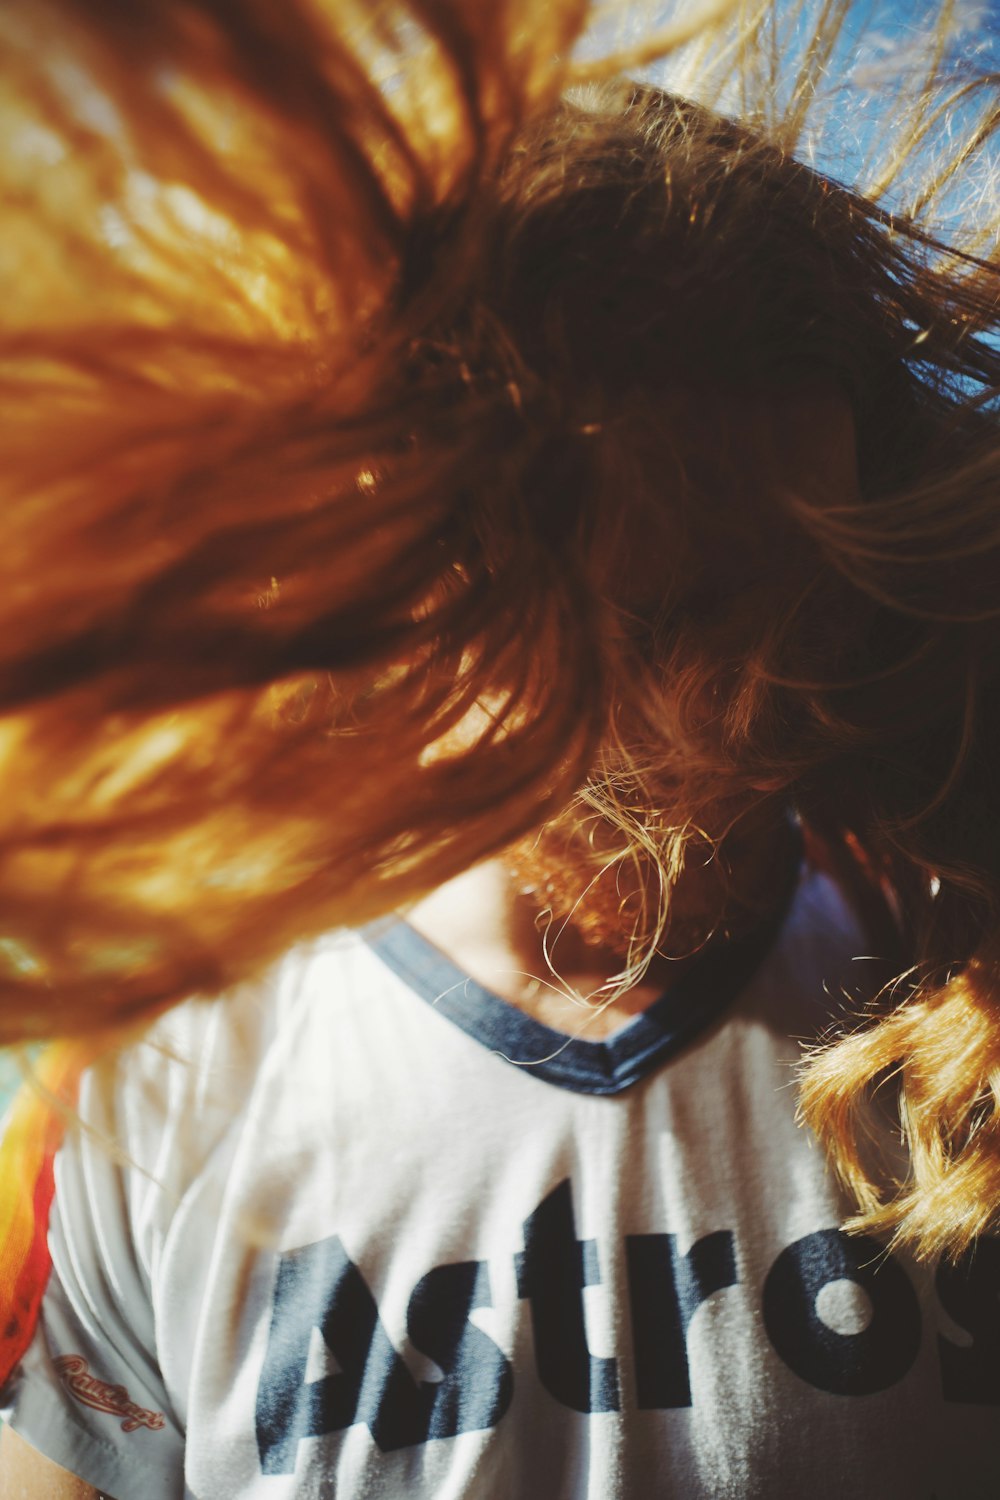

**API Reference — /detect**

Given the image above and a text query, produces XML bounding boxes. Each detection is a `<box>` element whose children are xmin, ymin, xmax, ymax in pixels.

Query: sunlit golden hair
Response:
<box><xmin>2</xmin><ymin>0</ymin><xmax>1000</xmax><ymax>1258</ymax></box>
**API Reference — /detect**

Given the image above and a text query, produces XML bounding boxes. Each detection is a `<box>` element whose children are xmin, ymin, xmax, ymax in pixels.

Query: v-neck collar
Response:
<box><xmin>365</xmin><ymin>850</ymin><xmax>801</xmax><ymax>1096</ymax></box>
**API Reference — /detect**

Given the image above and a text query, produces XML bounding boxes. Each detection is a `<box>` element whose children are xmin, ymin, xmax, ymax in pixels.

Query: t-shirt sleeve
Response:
<box><xmin>0</xmin><ymin>952</ymin><xmax>302</xmax><ymax>1498</ymax></box>
<box><xmin>0</xmin><ymin>1053</ymin><xmax>186</xmax><ymax>1500</ymax></box>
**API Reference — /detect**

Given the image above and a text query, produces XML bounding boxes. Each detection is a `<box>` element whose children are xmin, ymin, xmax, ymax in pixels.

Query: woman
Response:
<box><xmin>1</xmin><ymin>0</ymin><xmax>999</xmax><ymax>1493</ymax></box>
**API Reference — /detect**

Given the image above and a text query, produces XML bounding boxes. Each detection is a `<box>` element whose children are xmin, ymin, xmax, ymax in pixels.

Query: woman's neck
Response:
<box><xmin>404</xmin><ymin>810</ymin><xmax>797</xmax><ymax>1040</ymax></box>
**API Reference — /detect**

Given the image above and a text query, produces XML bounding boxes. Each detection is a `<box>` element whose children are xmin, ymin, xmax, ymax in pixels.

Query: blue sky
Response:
<box><xmin>579</xmin><ymin>0</ymin><xmax>1000</xmax><ymax>238</ymax></box>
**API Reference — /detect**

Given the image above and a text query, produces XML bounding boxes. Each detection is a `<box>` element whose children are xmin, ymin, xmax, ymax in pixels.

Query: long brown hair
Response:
<box><xmin>3</xmin><ymin>0</ymin><xmax>1000</xmax><ymax>1257</ymax></box>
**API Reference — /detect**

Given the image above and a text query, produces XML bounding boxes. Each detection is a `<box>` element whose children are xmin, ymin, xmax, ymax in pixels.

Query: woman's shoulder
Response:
<box><xmin>73</xmin><ymin>927</ymin><xmax>373</xmax><ymax>1206</ymax></box>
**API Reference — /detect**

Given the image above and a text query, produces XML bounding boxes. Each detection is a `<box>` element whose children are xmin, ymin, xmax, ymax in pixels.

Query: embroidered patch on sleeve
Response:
<box><xmin>53</xmin><ymin>1353</ymin><xmax>166</xmax><ymax>1433</ymax></box>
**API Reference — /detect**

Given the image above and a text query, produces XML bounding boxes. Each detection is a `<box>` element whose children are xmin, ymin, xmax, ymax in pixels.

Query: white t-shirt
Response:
<box><xmin>2</xmin><ymin>867</ymin><xmax>998</xmax><ymax>1499</ymax></box>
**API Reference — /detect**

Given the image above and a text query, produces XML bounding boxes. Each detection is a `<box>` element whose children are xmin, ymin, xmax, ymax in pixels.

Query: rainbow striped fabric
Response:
<box><xmin>0</xmin><ymin>1043</ymin><xmax>89</xmax><ymax>1389</ymax></box>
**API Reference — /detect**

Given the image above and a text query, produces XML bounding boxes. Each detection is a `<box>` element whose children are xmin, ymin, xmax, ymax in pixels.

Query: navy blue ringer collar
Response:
<box><xmin>365</xmin><ymin>843</ymin><xmax>802</xmax><ymax>1097</ymax></box>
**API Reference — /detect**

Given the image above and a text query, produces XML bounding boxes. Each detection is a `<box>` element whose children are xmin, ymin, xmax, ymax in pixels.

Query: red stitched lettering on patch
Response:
<box><xmin>53</xmin><ymin>1354</ymin><xmax>166</xmax><ymax>1433</ymax></box>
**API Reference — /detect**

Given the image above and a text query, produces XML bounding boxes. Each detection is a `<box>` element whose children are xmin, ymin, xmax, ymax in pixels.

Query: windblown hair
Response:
<box><xmin>2</xmin><ymin>0</ymin><xmax>1000</xmax><ymax>1258</ymax></box>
